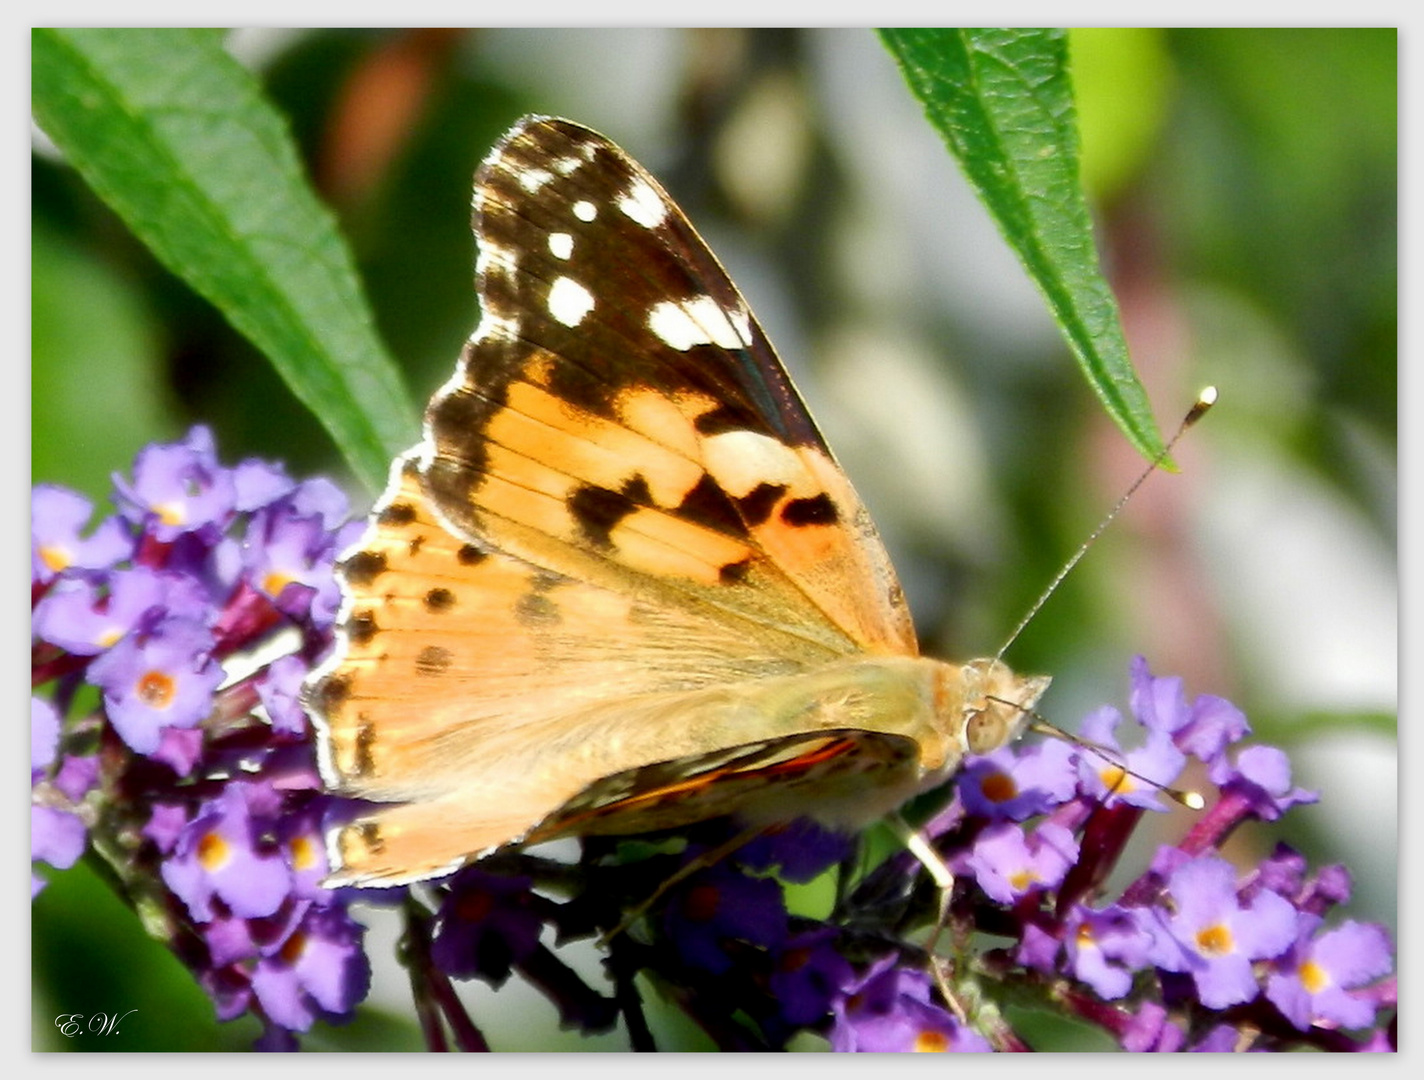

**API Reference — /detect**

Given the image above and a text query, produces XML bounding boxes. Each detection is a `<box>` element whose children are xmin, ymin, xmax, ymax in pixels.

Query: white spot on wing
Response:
<box><xmin>548</xmin><ymin>232</ymin><xmax>574</xmax><ymax>260</ymax></box>
<box><xmin>618</xmin><ymin>178</ymin><xmax>666</xmax><ymax>229</ymax></box>
<box><xmin>554</xmin><ymin>156</ymin><xmax>582</xmax><ymax>176</ymax></box>
<box><xmin>518</xmin><ymin>167</ymin><xmax>555</xmax><ymax>193</ymax></box>
<box><xmin>703</xmin><ymin>429</ymin><xmax>806</xmax><ymax>496</ymax></box>
<box><xmin>647</xmin><ymin>296</ymin><xmax>746</xmax><ymax>351</ymax></box>
<box><xmin>548</xmin><ymin>276</ymin><xmax>595</xmax><ymax>327</ymax></box>
<box><xmin>573</xmin><ymin>200</ymin><xmax>597</xmax><ymax>222</ymax></box>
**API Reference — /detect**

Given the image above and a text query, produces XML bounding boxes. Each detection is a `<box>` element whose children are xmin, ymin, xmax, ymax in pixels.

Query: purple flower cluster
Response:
<box><xmin>32</xmin><ymin>428</ymin><xmax>370</xmax><ymax>1049</ymax></box>
<box><xmin>33</xmin><ymin>431</ymin><xmax>1396</xmax><ymax>1053</ymax></box>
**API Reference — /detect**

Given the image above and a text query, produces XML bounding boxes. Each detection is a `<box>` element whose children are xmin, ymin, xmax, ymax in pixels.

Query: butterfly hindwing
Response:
<box><xmin>528</xmin><ymin>729</ymin><xmax>927</xmax><ymax>845</ymax></box>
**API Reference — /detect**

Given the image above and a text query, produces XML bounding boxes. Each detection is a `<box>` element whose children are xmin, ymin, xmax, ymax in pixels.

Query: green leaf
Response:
<box><xmin>31</xmin><ymin>28</ymin><xmax>416</xmax><ymax>493</ymax></box>
<box><xmin>879</xmin><ymin>28</ymin><xmax>1165</xmax><ymax>460</ymax></box>
<box><xmin>1259</xmin><ymin>708</ymin><xmax>1399</xmax><ymax>746</ymax></box>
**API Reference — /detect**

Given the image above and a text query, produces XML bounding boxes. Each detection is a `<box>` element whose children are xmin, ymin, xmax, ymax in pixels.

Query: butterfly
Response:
<box><xmin>305</xmin><ymin>115</ymin><xmax>1050</xmax><ymax>888</ymax></box>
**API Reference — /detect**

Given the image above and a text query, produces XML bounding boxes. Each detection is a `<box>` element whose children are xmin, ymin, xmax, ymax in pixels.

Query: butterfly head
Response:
<box><xmin>955</xmin><ymin>658</ymin><xmax>1050</xmax><ymax>756</ymax></box>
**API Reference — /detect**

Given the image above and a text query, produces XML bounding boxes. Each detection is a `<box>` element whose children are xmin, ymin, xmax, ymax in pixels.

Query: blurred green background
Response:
<box><xmin>32</xmin><ymin>28</ymin><xmax>1396</xmax><ymax>1051</ymax></box>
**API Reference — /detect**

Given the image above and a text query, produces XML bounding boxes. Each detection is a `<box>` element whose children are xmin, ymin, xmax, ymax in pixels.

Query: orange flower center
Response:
<box><xmin>263</xmin><ymin>570</ymin><xmax>295</xmax><ymax>598</ymax></box>
<box><xmin>289</xmin><ymin>835</ymin><xmax>318</xmax><ymax>872</ymax></box>
<box><xmin>155</xmin><ymin>502</ymin><xmax>186</xmax><ymax>527</ymax></box>
<box><xmin>683</xmin><ymin>883</ymin><xmax>722</xmax><ymax>923</ymax></box>
<box><xmin>280</xmin><ymin>931</ymin><xmax>308</xmax><ymax>965</ymax></box>
<box><xmin>980</xmin><ymin>771</ymin><xmax>1018</xmax><ymax>803</ymax></box>
<box><xmin>1009</xmin><ymin>869</ymin><xmax>1036</xmax><ymax>892</ymax></box>
<box><xmin>1195</xmin><ymin>923</ymin><xmax>1234</xmax><ymax>956</ymax></box>
<box><xmin>40</xmin><ymin>545</ymin><xmax>70</xmax><ymax>572</ymax></box>
<box><xmin>136</xmin><ymin>670</ymin><xmax>176</xmax><ymax>708</ymax></box>
<box><xmin>455</xmin><ymin>890</ymin><xmax>496</xmax><ymax>922</ymax></box>
<box><xmin>914</xmin><ymin>1030</ymin><xmax>950</xmax><ymax>1052</ymax></box>
<box><xmin>1299</xmin><ymin>959</ymin><xmax>1329</xmax><ymax>994</ymax></box>
<box><xmin>1098</xmin><ymin>764</ymin><xmax>1135</xmax><ymax>795</ymax></box>
<box><xmin>778</xmin><ymin>947</ymin><xmax>810</xmax><ymax>974</ymax></box>
<box><xmin>198</xmin><ymin>831</ymin><xmax>230</xmax><ymax>871</ymax></box>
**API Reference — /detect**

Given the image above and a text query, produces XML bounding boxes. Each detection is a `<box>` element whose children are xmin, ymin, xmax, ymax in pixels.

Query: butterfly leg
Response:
<box><xmin>887</xmin><ymin>813</ymin><xmax>955</xmax><ymax>932</ymax></box>
<box><xmin>887</xmin><ymin>815</ymin><xmax>972</xmax><ymax>1024</ymax></box>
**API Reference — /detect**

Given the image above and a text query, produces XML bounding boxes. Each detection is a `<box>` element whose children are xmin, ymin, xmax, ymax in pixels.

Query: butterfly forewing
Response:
<box><xmin>420</xmin><ymin>116</ymin><xmax>915</xmax><ymax>656</ymax></box>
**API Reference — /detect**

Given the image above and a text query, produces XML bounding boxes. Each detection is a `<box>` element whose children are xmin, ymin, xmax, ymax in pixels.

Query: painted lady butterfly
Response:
<box><xmin>306</xmin><ymin>115</ymin><xmax>1050</xmax><ymax>888</ymax></box>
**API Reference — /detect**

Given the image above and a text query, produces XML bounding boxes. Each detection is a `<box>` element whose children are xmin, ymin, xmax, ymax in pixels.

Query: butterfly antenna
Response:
<box><xmin>995</xmin><ymin>387</ymin><xmax>1218</xmax><ymax>663</ymax></box>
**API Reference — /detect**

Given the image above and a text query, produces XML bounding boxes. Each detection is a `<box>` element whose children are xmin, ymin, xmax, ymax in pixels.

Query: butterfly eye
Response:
<box><xmin>965</xmin><ymin>707</ymin><xmax>1009</xmax><ymax>754</ymax></box>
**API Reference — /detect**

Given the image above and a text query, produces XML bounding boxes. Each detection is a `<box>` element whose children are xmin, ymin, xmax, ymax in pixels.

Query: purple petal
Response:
<box><xmin>285</xmin><ymin>476</ymin><xmax>351</xmax><ymax>530</ymax></box>
<box><xmin>959</xmin><ymin>740</ymin><xmax>1077</xmax><ymax>820</ymax></box>
<box><xmin>1129</xmin><ymin>655</ymin><xmax>1191</xmax><ymax>734</ymax></box>
<box><xmin>294</xmin><ymin>908</ymin><xmax>370</xmax><ymax>1015</ymax></box>
<box><xmin>54</xmin><ymin>754</ymin><xmax>100</xmax><ymax>801</ymax></box>
<box><xmin>88</xmin><ymin>618</ymin><xmax>222</xmax><ymax>754</ymax></box>
<box><xmin>1229</xmin><ymin>887</ymin><xmax>1298</xmax><ymax>961</ymax></box>
<box><xmin>1193</xmin><ymin>951</ymin><xmax>1261</xmax><ymax>1009</ymax></box>
<box><xmin>1122</xmin><ymin>1000</ymin><xmax>1185</xmax><ymax>1051</ymax></box>
<box><xmin>251</xmin><ymin>962</ymin><xmax>313</xmax><ymax>1032</ymax></box>
<box><xmin>32</xmin><ymin>804</ymin><xmax>86</xmax><ymax>868</ymax></box>
<box><xmin>32</xmin><ymin>696</ymin><xmax>60</xmax><ymax>772</ymax></box>
<box><xmin>143</xmin><ymin>802</ymin><xmax>191</xmax><ymax>853</ymax></box>
<box><xmin>256</xmin><ymin>654</ymin><xmax>311</xmax><ymax>735</ymax></box>
<box><xmin>1314</xmin><ymin>921</ymin><xmax>1394</xmax><ymax>987</ymax></box>
<box><xmin>31</xmin><ymin>484</ymin><xmax>133</xmax><ymax>580</ymax></box>
<box><xmin>112</xmin><ymin>425</ymin><xmax>237</xmax><ymax>539</ymax></box>
<box><xmin>231</xmin><ymin>459</ymin><xmax>295</xmax><ymax>512</ymax></box>
<box><xmin>1174</xmin><ymin>694</ymin><xmax>1250</xmax><ymax>762</ymax></box>
<box><xmin>1191</xmin><ymin>1025</ymin><xmax>1242</xmax><ymax>1052</ymax></box>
